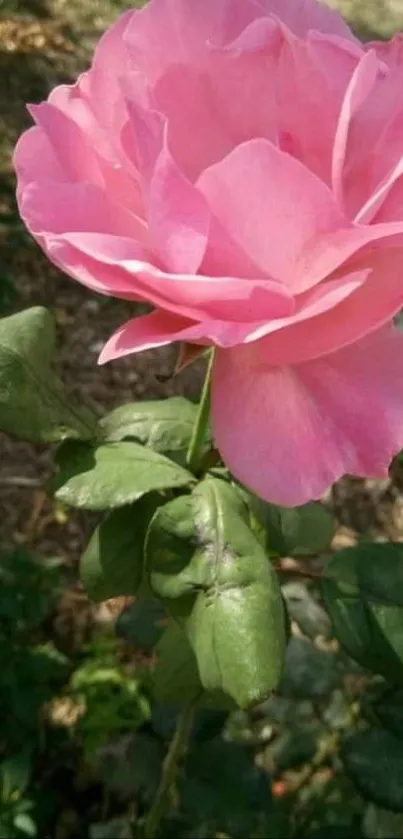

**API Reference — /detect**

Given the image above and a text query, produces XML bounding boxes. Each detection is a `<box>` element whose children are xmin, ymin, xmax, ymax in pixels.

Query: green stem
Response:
<box><xmin>186</xmin><ymin>350</ymin><xmax>214</xmax><ymax>475</ymax></box>
<box><xmin>143</xmin><ymin>701</ymin><xmax>196</xmax><ymax>839</ymax></box>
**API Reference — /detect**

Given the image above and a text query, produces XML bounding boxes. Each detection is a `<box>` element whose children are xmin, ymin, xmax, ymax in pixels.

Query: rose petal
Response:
<box><xmin>60</xmin><ymin>231</ymin><xmax>294</xmax><ymax>322</ymax></box>
<box><xmin>148</xmin><ymin>145</ymin><xmax>210</xmax><ymax>272</ymax></box>
<box><xmin>92</xmin><ymin>8</ymin><xmax>135</xmax><ymax>74</ymax></box>
<box><xmin>197</xmin><ymin>131</ymin><xmax>403</xmax><ymax>289</ymax></box>
<box><xmin>123</xmin><ymin>101</ymin><xmax>210</xmax><ymax>272</ymax></box>
<box><xmin>190</xmin><ymin>136</ymin><xmax>403</xmax><ymax>293</ymax></box>
<box><xmin>212</xmin><ymin>325</ymin><xmax>403</xmax><ymax>506</ymax></box>
<box><xmin>261</xmin><ymin>0</ymin><xmax>355</xmax><ymax>39</ymax></box>
<box><xmin>13</xmin><ymin>126</ymin><xmax>65</xmax><ymax>194</ymax></box>
<box><xmin>98</xmin><ymin>308</ymin><xmax>261</xmax><ymax>362</ymax></box>
<box><xmin>98</xmin><ymin>309</ymin><xmax>195</xmax><ymax>362</ymax></box>
<box><xmin>276</xmin><ymin>30</ymin><xmax>360</xmax><ymax>184</ymax></box>
<box><xmin>41</xmin><ymin>238</ymin><xmax>145</xmax><ymax>300</ymax></box>
<box><xmin>123</xmin><ymin>0</ymin><xmax>260</xmax><ymax>82</ymax></box>
<box><xmin>197</xmin><ymin>137</ymin><xmax>351</xmax><ymax>291</ymax></box>
<box><xmin>151</xmin><ymin>18</ymin><xmax>280</xmax><ymax>181</ymax></box>
<box><xmin>355</xmin><ymin>157</ymin><xmax>403</xmax><ymax>224</ymax></box>
<box><xmin>240</xmin><ymin>269</ymin><xmax>368</xmax><ymax>348</ymax></box>
<box><xmin>200</xmin><ymin>213</ymin><xmax>267</xmax><ymax>280</ymax></box>
<box><xmin>340</xmin><ymin>59</ymin><xmax>403</xmax><ymax>218</ymax></box>
<box><xmin>49</xmin><ymin>79</ymin><xmax>145</xmax><ymax>216</ymax></box>
<box><xmin>255</xmin><ymin>250</ymin><xmax>403</xmax><ymax>363</ymax></box>
<box><xmin>152</xmin><ymin>65</ymin><xmax>238</xmax><ymax>182</ymax></box>
<box><xmin>28</xmin><ymin>102</ymin><xmax>103</xmax><ymax>186</ymax></box>
<box><xmin>367</xmin><ymin>33</ymin><xmax>403</xmax><ymax>68</ymax></box>
<box><xmin>19</xmin><ymin>180</ymin><xmax>148</xmax><ymax>243</ymax></box>
<box><xmin>332</xmin><ymin>50</ymin><xmax>379</xmax><ymax>206</ymax></box>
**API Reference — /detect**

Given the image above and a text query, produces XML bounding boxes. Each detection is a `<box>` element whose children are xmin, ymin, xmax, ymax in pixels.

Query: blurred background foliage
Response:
<box><xmin>2</xmin><ymin>539</ymin><xmax>403</xmax><ymax>839</ymax></box>
<box><xmin>2</xmin><ymin>0</ymin><xmax>403</xmax><ymax>837</ymax></box>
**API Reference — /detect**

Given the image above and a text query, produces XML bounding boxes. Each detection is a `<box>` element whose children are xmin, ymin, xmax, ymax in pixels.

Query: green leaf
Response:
<box><xmin>146</xmin><ymin>477</ymin><xmax>287</xmax><ymax>709</ymax></box>
<box><xmin>342</xmin><ymin>729</ymin><xmax>403</xmax><ymax>811</ymax></box>
<box><xmin>0</xmin><ymin>307</ymin><xmax>95</xmax><ymax>443</ymax></box>
<box><xmin>116</xmin><ymin>598</ymin><xmax>167</xmax><ymax>651</ymax></box>
<box><xmin>152</xmin><ymin>622</ymin><xmax>202</xmax><ymax>704</ymax></box>
<box><xmin>80</xmin><ymin>498</ymin><xmax>159</xmax><ymax>601</ymax></box>
<box><xmin>251</xmin><ymin>497</ymin><xmax>334</xmax><ymax>555</ymax></box>
<box><xmin>50</xmin><ymin>440</ymin><xmax>194</xmax><ymax>510</ymax></box>
<box><xmin>322</xmin><ymin>544</ymin><xmax>403</xmax><ymax>682</ymax></box>
<box><xmin>99</xmin><ymin>396</ymin><xmax>209</xmax><ymax>453</ymax></box>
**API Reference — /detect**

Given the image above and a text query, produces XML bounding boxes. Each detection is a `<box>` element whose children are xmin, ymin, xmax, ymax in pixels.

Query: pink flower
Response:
<box><xmin>14</xmin><ymin>0</ymin><xmax>403</xmax><ymax>505</ymax></box>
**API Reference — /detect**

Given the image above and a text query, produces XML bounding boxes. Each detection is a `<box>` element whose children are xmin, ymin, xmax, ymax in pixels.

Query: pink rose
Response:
<box><xmin>14</xmin><ymin>0</ymin><xmax>403</xmax><ymax>505</ymax></box>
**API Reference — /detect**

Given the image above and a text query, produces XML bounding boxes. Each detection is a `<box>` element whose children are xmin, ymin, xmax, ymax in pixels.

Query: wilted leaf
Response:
<box><xmin>0</xmin><ymin>307</ymin><xmax>95</xmax><ymax>443</ymax></box>
<box><xmin>50</xmin><ymin>440</ymin><xmax>194</xmax><ymax>510</ymax></box>
<box><xmin>146</xmin><ymin>477</ymin><xmax>286</xmax><ymax>709</ymax></box>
